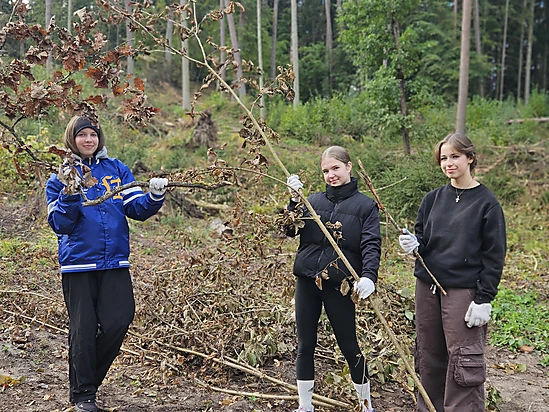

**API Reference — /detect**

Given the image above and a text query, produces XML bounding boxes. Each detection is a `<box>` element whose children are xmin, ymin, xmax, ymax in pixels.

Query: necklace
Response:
<box><xmin>454</xmin><ymin>178</ymin><xmax>474</xmax><ymax>203</ymax></box>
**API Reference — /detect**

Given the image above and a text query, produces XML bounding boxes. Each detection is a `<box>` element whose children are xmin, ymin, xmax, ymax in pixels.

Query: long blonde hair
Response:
<box><xmin>320</xmin><ymin>146</ymin><xmax>351</xmax><ymax>166</ymax></box>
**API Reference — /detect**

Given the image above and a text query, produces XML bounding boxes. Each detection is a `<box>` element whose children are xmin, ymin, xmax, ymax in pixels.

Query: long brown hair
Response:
<box><xmin>63</xmin><ymin>116</ymin><xmax>105</xmax><ymax>157</ymax></box>
<box><xmin>434</xmin><ymin>133</ymin><xmax>477</xmax><ymax>174</ymax></box>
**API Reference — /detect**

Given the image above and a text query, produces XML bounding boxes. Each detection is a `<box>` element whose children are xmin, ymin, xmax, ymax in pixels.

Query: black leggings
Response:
<box><xmin>295</xmin><ymin>276</ymin><xmax>368</xmax><ymax>384</ymax></box>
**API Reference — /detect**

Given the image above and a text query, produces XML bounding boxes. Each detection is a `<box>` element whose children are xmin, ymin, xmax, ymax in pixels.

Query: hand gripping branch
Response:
<box><xmin>356</xmin><ymin>159</ymin><xmax>447</xmax><ymax>296</ymax></box>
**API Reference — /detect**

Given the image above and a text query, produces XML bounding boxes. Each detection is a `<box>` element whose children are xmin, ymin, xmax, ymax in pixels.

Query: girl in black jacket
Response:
<box><xmin>286</xmin><ymin>146</ymin><xmax>381</xmax><ymax>412</ymax></box>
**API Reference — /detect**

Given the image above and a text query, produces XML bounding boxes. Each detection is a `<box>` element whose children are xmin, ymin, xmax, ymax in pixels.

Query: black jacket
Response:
<box><xmin>287</xmin><ymin>178</ymin><xmax>381</xmax><ymax>286</ymax></box>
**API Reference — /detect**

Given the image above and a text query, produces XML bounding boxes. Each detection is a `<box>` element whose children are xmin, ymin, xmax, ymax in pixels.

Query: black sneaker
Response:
<box><xmin>75</xmin><ymin>399</ymin><xmax>97</xmax><ymax>412</ymax></box>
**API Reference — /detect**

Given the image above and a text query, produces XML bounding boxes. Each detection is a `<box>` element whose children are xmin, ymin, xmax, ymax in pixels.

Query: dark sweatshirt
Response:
<box><xmin>414</xmin><ymin>183</ymin><xmax>506</xmax><ymax>304</ymax></box>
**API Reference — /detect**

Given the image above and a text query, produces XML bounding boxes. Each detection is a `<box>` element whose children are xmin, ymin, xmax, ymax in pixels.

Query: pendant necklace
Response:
<box><xmin>455</xmin><ymin>178</ymin><xmax>474</xmax><ymax>203</ymax></box>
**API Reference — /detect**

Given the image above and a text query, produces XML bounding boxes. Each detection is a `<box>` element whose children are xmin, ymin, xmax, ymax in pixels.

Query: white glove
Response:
<box><xmin>464</xmin><ymin>301</ymin><xmax>492</xmax><ymax>328</ymax></box>
<box><xmin>287</xmin><ymin>174</ymin><xmax>303</xmax><ymax>201</ymax></box>
<box><xmin>149</xmin><ymin>177</ymin><xmax>168</xmax><ymax>196</ymax></box>
<box><xmin>399</xmin><ymin>229</ymin><xmax>419</xmax><ymax>254</ymax></box>
<box><xmin>354</xmin><ymin>277</ymin><xmax>375</xmax><ymax>299</ymax></box>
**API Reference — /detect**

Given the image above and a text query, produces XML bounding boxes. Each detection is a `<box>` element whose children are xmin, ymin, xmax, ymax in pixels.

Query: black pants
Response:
<box><xmin>62</xmin><ymin>268</ymin><xmax>135</xmax><ymax>403</ymax></box>
<box><xmin>295</xmin><ymin>276</ymin><xmax>368</xmax><ymax>384</ymax></box>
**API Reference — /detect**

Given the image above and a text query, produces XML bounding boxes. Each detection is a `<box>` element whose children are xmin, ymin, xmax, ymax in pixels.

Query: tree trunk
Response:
<box><xmin>165</xmin><ymin>10</ymin><xmax>174</xmax><ymax>72</ymax></box>
<box><xmin>291</xmin><ymin>0</ymin><xmax>300</xmax><ymax>107</ymax></box>
<box><xmin>257</xmin><ymin>0</ymin><xmax>265</xmax><ymax>119</ymax></box>
<box><xmin>473</xmin><ymin>0</ymin><xmax>484</xmax><ymax>97</ymax></box>
<box><xmin>517</xmin><ymin>0</ymin><xmax>527</xmax><ymax>101</ymax></box>
<box><xmin>220</xmin><ymin>0</ymin><xmax>227</xmax><ymax>82</ymax></box>
<box><xmin>181</xmin><ymin>0</ymin><xmax>190</xmax><ymax>111</ymax></box>
<box><xmin>524</xmin><ymin>0</ymin><xmax>535</xmax><ymax>104</ymax></box>
<box><xmin>270</xmin><ymin>0</ymin><xmax>279</xmax><ymax>80</ymax></box>
<box><xmin>456</xmin><ymin>0</ymin><xmax>472</xmax><ymax>135</ymax></box>
<box><xmin>67</xmin><ymin>0</ymin><xmax>72</xmax><ymax>34</ymax></box>
<box><xmin>125</xmin><ymin>0</ymin><xmax>134</xmax><ymax>75</ymax></box>
<box><xmin>498</xmin><ymin>0</ymin><xmax>510</xmax><ymax>101</ymax></box>
<box><xmin>392</xmin><ymin>12</ymin><xmax>410</xmax><ymax>155</ymax></box>
<box><xmin>325</xmin><ymin>0</ymin><xmax>333</xmax><ymax>95</ymax></box>
<box><xmin>454</xmin><ymin>0</ymin><xmax>458</xmax><ymax>36</ymax></box>
<box><xmin>540</xmin><ymin>3</ymin><xmax>548</xmax><ymax>91</ymax></box>
<box><xmin>543</xmin><ymin>41</ymin><xmax>548</xmax><ymax>91</ymax></box>
<box><xmin>45</xmin><ymin>0</ymin><xmax>52</xmax><ymax>74</ymax></box>
<box><xmin>225</xmin><ymin>0</ymin><xmax>246</xmax><ymax>98</ymax></box>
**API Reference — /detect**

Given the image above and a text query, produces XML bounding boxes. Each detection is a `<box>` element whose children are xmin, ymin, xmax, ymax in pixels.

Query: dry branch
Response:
<box><xmin>81</xmin><ymin>181</ymin><xmax>231</xmax><ymax>206</ymax></box>
<box><xmin>357</xmin><ymin>159</ymin><xmax>447</xmax><ymax>296</ymax></box>
<box><xmin>505</xmin><ymin>117</ymin><xmax>549</xmax><ymax>124</ymax></box>
<box><xmin>128</xmin><ymin>331</ymin><xmax>351</xmax><ymax>409</ymax></box>
<box><xmin>193</xmin><ymin>379</ymin><xmax>336</xmax><ymax>409</ymax></box>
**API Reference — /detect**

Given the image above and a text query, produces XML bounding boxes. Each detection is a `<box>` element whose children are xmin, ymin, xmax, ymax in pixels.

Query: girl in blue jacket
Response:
<box><xmin>46</xmin><ymin>116</ymin><xmax>168</xmax><ymax>412</ymax></box>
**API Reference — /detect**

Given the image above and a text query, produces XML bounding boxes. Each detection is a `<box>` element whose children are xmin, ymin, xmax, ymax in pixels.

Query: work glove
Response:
<box><xmin>149</xmin><ymin>177</ymin><xmax>169</xmax><ymax>196</ymax></box>
<box><xmin>399</xmin><ymin>229</ymin><xmax>419</xmax><ymax>255</ymax></box>
<box><xmin>287</xmin><ymin>174</ymin><xmax>303</xmax><ymax>202</ymax></box>
<box><xmin>464</xmin><ymin>301</ymin><xmax>492</xmax><ymax>328</ymax></box>
<box><xmin>354</xmin><ymin>277</ymin><xmax>375</xmax><ymax>299</ymax></box>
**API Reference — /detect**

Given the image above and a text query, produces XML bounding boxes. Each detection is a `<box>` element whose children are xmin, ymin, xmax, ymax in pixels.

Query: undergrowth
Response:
<box><xmin>490</xmin><ymin>288</ymin><xmax>549</xmax><ymax>355</ymax></box>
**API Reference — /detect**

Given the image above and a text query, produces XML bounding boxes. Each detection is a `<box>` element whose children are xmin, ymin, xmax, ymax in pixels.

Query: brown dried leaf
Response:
<box><xmin>340</xmin><ymin>279</ymin><xmax>350</xmax><ymax>296</ymax></box>
<box><xmin>315</xmin><ymin>276</ymin><xmax>323</xmax><ymax>290</ymax></box>
<box><xmin>81</xmin><ymin>165</ymin><xmax>98</xmax><ymax>188</ymax></box>
<box><xmin>48</xmin><ymin>145</ymin><xmax>71</xmax><ymax>158</ymax></box>
<box><xmin>134</xmin><ymin>77</ymin><xmax>145</xmax><ymax>92</ymax></box>
<box><xmin>321</xmin><ymin>268</ymin><xmax>330</xmax><ymax>280</ymax></box>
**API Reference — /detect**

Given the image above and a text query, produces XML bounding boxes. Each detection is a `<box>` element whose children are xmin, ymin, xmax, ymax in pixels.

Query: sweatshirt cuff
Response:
<box><xmin>473</xmin><ymin>294</ymin><xmax>492</xmax><ymax>304</ymax></box>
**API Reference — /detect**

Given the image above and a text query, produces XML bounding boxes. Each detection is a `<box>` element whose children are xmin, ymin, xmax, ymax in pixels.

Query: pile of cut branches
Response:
<box><xmin>0</xmin><ymin>193</ymin><xmax>416</xmax><ymax>409</ymax></box>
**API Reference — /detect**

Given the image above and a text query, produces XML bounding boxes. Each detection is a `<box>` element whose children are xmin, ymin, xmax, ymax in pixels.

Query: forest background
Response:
<box><xmin>0</xmin><ymin>0</ymin><xmax>548</xmax><ymax>411</ymax></box>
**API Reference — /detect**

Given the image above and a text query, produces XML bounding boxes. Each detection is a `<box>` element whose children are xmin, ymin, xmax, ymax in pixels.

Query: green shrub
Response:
<box><xmin>347</xmin><ymin>138</ymin><xmax>447</xmax><ymax>222</ymax></box>
<box><xmin>479</xmin><ymin>171</ymin><xmax>525</xmax><ymax>204</ymax></box>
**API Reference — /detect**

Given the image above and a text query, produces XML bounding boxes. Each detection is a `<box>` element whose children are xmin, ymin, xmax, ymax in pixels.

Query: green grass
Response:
<box><xmin>490</xmin><ymin>288</ymin><xmax>549</xmax><ymax>354</ymax></box>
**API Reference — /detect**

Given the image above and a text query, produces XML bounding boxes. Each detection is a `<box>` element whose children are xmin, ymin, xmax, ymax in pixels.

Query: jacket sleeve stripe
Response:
<box><xmin>123</xmin><ymin>192</ymin><xmax>145</xmax><ymax>205</ymax></box>
<box><xmin>47</xmin><ymin>200</ymin><xmax>58</xmax><ymax>215</ymax></box>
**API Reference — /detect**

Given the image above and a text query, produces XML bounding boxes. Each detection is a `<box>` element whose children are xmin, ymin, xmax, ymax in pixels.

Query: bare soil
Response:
<box><xmin>1</xmin><ymin>327</ymin><xmax>548</xmax><ymax>411</ymax></box>
<box><xmin>1</xmin><ymin>198</ymin><xmax>548</xmax><ymax>412</ymax></box>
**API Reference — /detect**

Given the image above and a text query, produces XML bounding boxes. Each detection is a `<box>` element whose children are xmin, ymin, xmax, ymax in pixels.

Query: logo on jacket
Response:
<box><xmin>101</xmin><ymin>176</ymin><xmax>123</xmax><ymax>200</ymax></box>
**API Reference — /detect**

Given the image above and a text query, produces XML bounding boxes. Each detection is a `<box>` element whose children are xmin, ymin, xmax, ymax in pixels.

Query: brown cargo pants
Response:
<box><xmin>415</xmin><ymin>279</ymin><xmax>487</xmax><ymax>412</ymax></box>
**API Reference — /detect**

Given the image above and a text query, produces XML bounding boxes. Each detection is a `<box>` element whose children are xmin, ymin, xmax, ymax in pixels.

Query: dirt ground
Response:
<box><xmin>0</xmin><ymin>326</ymin><xmax>548</xmax><ymax>411</ymax></box>
<box><xmin>1</xmin><ymin>199</ymin><xmax>548</xmax><ymax>412</ymax></box>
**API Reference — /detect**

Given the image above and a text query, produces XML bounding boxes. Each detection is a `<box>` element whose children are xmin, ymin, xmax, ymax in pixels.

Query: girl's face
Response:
<box><xmin>439</xmin><ymin>143</ymin><xmax>473</xmax><ymax>181</ymax></box>
<box><xmin>321</xmin><ymin>157</ymin><xmax>352</xmax><ymax>187</ymax></box>
<box><xmin>75</xmin><ymin>127</ymin><xmax>99</xmax><ymax>157</ymax></box>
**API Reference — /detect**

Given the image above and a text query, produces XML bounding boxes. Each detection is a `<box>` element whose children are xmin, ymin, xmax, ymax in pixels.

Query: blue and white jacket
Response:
<box><xmin>46</xmin><ymin>148</ymin><xmax>164</xmax><ymax>274</ymax></box>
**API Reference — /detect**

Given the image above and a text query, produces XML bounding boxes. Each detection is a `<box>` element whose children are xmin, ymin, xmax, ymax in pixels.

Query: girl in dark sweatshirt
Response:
<box><xmin>399</xmin><ymin>133</ymin><xmax>506</xmax><ymax>411</ymax></box>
